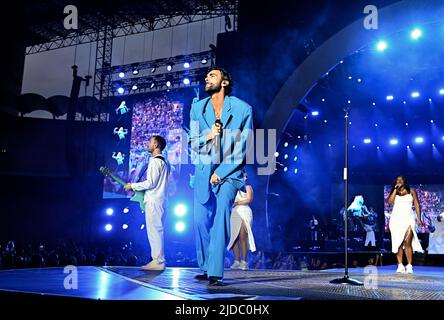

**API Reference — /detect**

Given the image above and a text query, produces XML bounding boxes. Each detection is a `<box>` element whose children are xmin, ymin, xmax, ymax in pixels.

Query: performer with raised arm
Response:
<box><xmin>387</xmin><ymin>175</ymin><xmax>423</xmax><ymax>274</ymax></box>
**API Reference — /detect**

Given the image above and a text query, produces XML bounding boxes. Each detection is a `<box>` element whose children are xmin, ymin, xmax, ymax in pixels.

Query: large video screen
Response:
<box><xmin>102</xmin><ymin>93</ymin><xmax>186</xmax><ymax>199</ymax></box>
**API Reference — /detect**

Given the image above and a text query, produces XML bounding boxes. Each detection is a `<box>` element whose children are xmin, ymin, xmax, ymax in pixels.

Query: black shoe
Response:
<box><xmin>208</xmin><ymin>277</ymin><xmax>226</xmax><ymax>286</ymax></box>
<box><xmin>194</xmin><ymin>273</ymin><xmax>208</xmax><ymax>281</ymax></box>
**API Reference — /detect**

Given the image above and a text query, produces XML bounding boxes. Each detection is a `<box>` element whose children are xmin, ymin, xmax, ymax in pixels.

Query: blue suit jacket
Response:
<box><xmin>189</xmin><ymin>95</ymin><xmax>253</xmax><ymax>204</ymax></box>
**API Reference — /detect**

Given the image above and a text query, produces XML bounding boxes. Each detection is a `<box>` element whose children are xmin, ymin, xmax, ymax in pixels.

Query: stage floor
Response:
<box><xmin>0</xmin><ymin>265</ymin><xmax>443</xmax><ymax>300</ymax></box>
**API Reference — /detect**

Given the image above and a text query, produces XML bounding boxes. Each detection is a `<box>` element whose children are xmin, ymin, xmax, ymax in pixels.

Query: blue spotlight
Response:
<box><xmin>328</xmin><ymin>144</ymin><xmax>332</xmax><ymax>147</ymax></box>
<box><xmin>386</xmin><ymin>95</ymin><xmax>394</xmax><ymax>101</ymax></box>
<box><xmin>118</xmin><ymin>72</ymin><xmax>125</xmax><ymax>78</ymax></box>
<box><xmin>294</xmin><ymin>169</ymin><xmax>298</xmax><ymax>174</ymax></box>
<box><xmin>284</xmin><ymin>142</ymin><xmax>289</xmax><ymax>147</ymax></box>
<box><xmin>357</xmin><ymin>78</ymin><xmax>362</xmax><ymax>83</ymax></box>
<box><xmin>106</xmin><ymin>208</ymin><xmax>114</xmax><ymax>216</ymax></box>
<box><xmin>105</xmin><ymin>224</ymin><xmax>113</xmax><ymax>232</ymax></box>
<box><xmin>132</xmin><ymin>69</ymin><xmax>139</xmax><ymax>75</ymax></box>
<box><xmin>294</xmin><ymin>156</ymin><xmax>298</xmax><ymax>161</ymax></box>
<box><xmin>415</xmin><ymin>137</ymin><xmax>424</xmax><ymax>144</ymax></box>
<box><xmin>311</xmin><ymin>111</ymin><xmax>319</xmax><ymax>116</ymax></box>
<box><xmin>294</xmin><ymin>145</ymin><xmax>298</xmax><ymax>150</ymax></box>
<box><xmin>376</xmin><ymin>40</ymin><xmax>388</xmax><ymax>51</ymax></box>
<box><xmin>174</xmin><ymin>203</ymin><xmax>187</xmax><ymax>217</ymax></box>
<box><xmin>372</xmin><ymin>102</ymin><xmax>376</xmax><ymax>106</ymax></box>
<box><xmin>374</xmin><ymin>123</ymin><xmax>378</xmax><ymax>127</ymax></box>
<box><xmin>183</xmin><ymin>62</ymin><xmax>190</xmax><ymax>68</ymax></box>
<box><xmin>166</xmin><ymin>81</ymin><xmax>171</xmax><ymax>87</ymax></box>
<box><xmin>122</xmin><ymin>224</ymin><xmax>128</xmax><ymax>230</ymax></box>
<box><xmin>431</xmin><ymin>120</ymin><xmax>434</xmax><ymax>124</ymax></box>
<box><xmin>411</xmin><ymin>91</ymin><xmax>420</xmax><ymax>98</ymax></box>
<box><xmin>389</xmin><ymin>139</ymin><xmax>399</xmax><ymax>145</ymax></box>
<box><xmin>140</xmin><ymin>224</ymin><xmax>145</xmax><ymax>230</ymax></box>
<box><xmin>183</xmin><ymin>78</ymin><xmax>190</xmax><ymax>85</ymax></box>
<box><xmin>175</xmin><ymin>222</ymin><xmax>186</xmax><ymax>233</ymax></box>
<box><xmin>363</xmin><ymin>138</ymin><xmax>372</xmax><ymax>144</ymax></box>
<box><xmin>283</xmin><ymin>167</ymin><xmax>288</xmax><ymax>172</ymax></box>
<box><xmin>439</xmin><ymin>88</ymin><xmax>444</xmax><ymax>95</ymax></box>
<box><xmin>274</xmin><ymin>152</ymin><xmax>279</xmax><ymax>157</ymax></box>
<box><xmin>410</xmin><ymin>28</ymin><xmax>422</xmax><ymax>40</ymax></box>
<box><xmin>167</xmin><ymin>64</ymin><xmax>173</xmax><ymax>71</ymax></box>
<box><xmin>284</xmin><ymin>154</ymin><xmax>288</xmax><ymax>159</ymax></box>
<box><xmin>321</xmin><ymin>98</ymin><xmax>325</xmax><ymax>102</ymax></box>
<box><xmin>132</xmin><ymin>85</ymin><xmax>138</xmax><ymax>90</ymax></box>
<box><xmin>123</xmin><ymin>208</ymin><xmax>129</xmax><ymax>214</ymax></box>
<box><xmin>405</xmin><ymin>122</ymin><xmax>409</xmax><ymax>126</ymax></box>
<box><xmin>117</xmin><ymin>87</ymin><xmax>124</xmax><ymax>94</ymax></box>
<box><xmin>348</xmin><ymin>76</ymin><xmax>352</xmax><ymax>80</ymax></box>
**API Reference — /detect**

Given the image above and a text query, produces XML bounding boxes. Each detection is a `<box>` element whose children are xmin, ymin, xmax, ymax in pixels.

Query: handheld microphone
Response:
<box><xmin>214</xmin><ymin>119</ymin><xmax>223</xmax><ymax>151</ymax></box>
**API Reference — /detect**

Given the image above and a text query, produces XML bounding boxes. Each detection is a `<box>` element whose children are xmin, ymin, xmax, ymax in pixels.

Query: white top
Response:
<box><xmin>131</xmin><ymin>155</ymin><xmax>169</xmax><ymax>204</ymax></box>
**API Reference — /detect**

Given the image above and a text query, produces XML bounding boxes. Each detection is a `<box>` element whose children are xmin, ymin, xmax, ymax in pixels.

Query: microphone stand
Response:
<box><xmin>330</xmin><ymin>108</ymin><xmax>363</xmax><ymax>286</ymax></box>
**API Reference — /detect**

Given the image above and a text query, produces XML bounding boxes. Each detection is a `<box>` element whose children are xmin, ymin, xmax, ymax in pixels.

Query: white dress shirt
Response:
<box><xmin>131</xmin><ymin>154</ymin><xmax>169</xmax><ymax>204</ymax></box>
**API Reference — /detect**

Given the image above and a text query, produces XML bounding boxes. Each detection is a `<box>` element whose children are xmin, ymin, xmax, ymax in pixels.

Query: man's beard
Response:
<box><xmin>205</xmin><ymin>83</ymin><xmax>222</xmax><ymax>95</ymax></box>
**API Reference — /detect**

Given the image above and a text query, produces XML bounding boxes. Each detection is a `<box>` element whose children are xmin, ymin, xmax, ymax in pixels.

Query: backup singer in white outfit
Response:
<box><xmin>124</xmin><ymin>135</ymin><xmax>169</xmax><ymax>271</ymax></box>
<box><xmin>227</xmin><ymin>173</ymin><xmax>256</xmax><ymax>270</ymax></box>
<box><xmin>387</xmin><ymin>176</ymin><xmax>423</xmax><ymax>274</ymax></box>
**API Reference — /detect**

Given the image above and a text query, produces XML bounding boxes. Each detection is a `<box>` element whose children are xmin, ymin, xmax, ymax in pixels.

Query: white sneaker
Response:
<box><xmin>405</xmin><ymin>264</ymin><xmax>413</xmax><ymax>274</ymax></box>
<box><xmin>396</xmin><ymin>264</ymin><xmax>406</xmax><ymax>273</ymax></box>
<box><xmin>141</xmin><ymin>259</ymin><xmax>165</xmax><ymax>271</ymax></box>
<box><xmin>240</xmin><ymin>260</ymin><xmax>249</xmax><ymax>271</ymax></box>
<box><xmin>230</xmin><ymin>260</ymin><xmax>241</xmax><ymax>270</ymax></box>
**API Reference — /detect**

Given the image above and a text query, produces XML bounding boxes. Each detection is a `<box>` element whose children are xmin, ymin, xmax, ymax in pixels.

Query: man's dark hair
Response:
<box><xmin>208</xmin><ymin>66</ymin><xmax>233</xmax><ymax>95</ymax></box>
<box><xmin>152</xmin><ymin>135</ymin><xmax>166</xmax><ymax>151</ymax></box>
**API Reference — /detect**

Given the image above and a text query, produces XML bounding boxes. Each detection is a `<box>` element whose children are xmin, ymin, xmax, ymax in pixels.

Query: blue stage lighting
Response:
<box><xmin>328</xmin><ymin>144</ymin><xmax>332</xmax><ymax>147</ymax></box>
<box><xmin>166</xmin><ymin>81</ymin><xmax>171</xmax><ymax>87</ymax></box>
<box><xmin>431</xmin><ymin>120</ymin><xmax>434</xmax><ymax>124</ymax></box>
<box><xmin>284</xmin><ymin>154</ymin><xmax>288</xmax><ymax>159</ymax></box>
<box><xmin>376</xmin><ymin>41</ymin><xmax>388</xmax><ymax>51</ymax></box>
<box><xmin>174</xmin><ymin>204</ymin><xmax>187</xmax><ymax>217</ymax></box>
<box><xmin>375</xmin><ymin>123</ymin><xmax>378</xmax><ymax>127</ymax></box>
<box><xmin>118</xmin><ymin>72</ymin><xmax>125</xmax><ymax>78</ymax></box>
<box><xmin>439</xmin><ymin>89</ymin><xmax>444</xmax><ymax>95</ymax></box>
<box><xmin>105</xmin><ymin>224</ymin><xmax>113</xmax><ymax>232</ymax></box>
<box><xmin>386</xmin><ymin>95</ymin><xmax>394</xmax><ymax>101</ymax></box>
<box><xmin>132</xmin><ymin>69</ymin><xmax>139</xmax><ymax>75</ymax></box>
<box><xmin>348</xmin><ymin>76</ymin><xmax>352</xmax><ymax>80</ymax></box>
<box><xmin>123</xmin><ymin>208</ymin><xmax>129</xmax><ymax>214</ymax></box>
<box><xmin>183</xmin><ymin>62</ymin><xmax>190</xmax><ymax>68</ymax></box>
<box><xmin>283</xmin><ymin>167</ymin><xmax>288</xmax><ymax>172</ymax></box>
<box><xmin>311</xmin><ymin>111</ymin><xmax>319</xmax><ymax>116</ymax></box>
<box><xmin>294</xmin><ymin>169</ymin><xmax>298</xmax><ymax>174</ymax></box>
<box><xmin>140</xmin><ymin>224</ymin><xmax>145</xmax><ymax>230</ymax></box>
<box><xmin>106</xmin><ymin>208</ymin><xmax>114</xmax><ymax>216</ymax></box>
<box><xmin>167</xmin><ymin>64</ymin><xmax>173</xmax><ymax>71</ymax></box>
<box><xmin>122</xmin><ymin>224</ymin><xmax>128</xmax><ymax>230</ymax></box>
<box><xmin>357</xmin><ymin>78</ymin><xmax>362</xmax><ymax>83</ymax></box>
<box><xmin>411</xmin><ymin>91</ymin><xmax>420</xmax><ymax>98</ymax></box>
<box><xmin>415</xmin><ymin>137</ymin><xmax>424</xmax><ymax>143</ymax></box>
<box><xmin>294</xmin><ymin>156</ymin><xmax>298</xmax><ymax>161</ymax></box>
<box><xmin>405</xmin><ymin>122</ymin><xmax>409</xmax><ymax>126</ymax></box>
<box><xmin>183</xmin><ymin>78</ymin><xmax>190</xmax><ymax>85</ymax></box>
<box><xmin>175</xmin><ymin>222</ymin><xmax>186</xmax><ymax>233</ymax></box>
<box><xmin>284</xmin><ymin>142</ymin><xmax>289</xmax><ymax>147</ymax></box>
<box><xmin>321</xmin><ymin>98</ymin><xmax>325</xmax><ymax>102</ymax></box>
<box><xmin>372</xmin><ymin>102</ymin><xmax>376</xmax><ymax>106</ymax></box>
<box><xmin>390</xmin><ymin>139</ymin><xmax>399</xmax><ymax>145</ymax></box>
<box><xmin>410</xmin><ymin>28</ymin><xmax>422</xmax><ymax>40</ymax></box>
<box><xmin>117</xmin><ymin>87</ymin><xmax>124</xmax><ymax>94</ymax></box>
<box><xmin>132</xmin><ymin>85</ymin><xmax>138</xmax><ymax>90</ymax></box>
<box><xmin>274</xmin><ymin>152</ymin><xmax>279</xmax><ymax>157</ymax></box>
<box><xmin>363</xmin><ymin>138</ymin><xmax>371</xmax><ymax>144</ymax></box>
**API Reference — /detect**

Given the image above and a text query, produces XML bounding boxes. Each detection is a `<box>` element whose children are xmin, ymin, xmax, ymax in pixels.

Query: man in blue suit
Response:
<box><xmin>189</xmin><ymin>67</ymin><xmax>253</xmax><ymax>286</ymax></box>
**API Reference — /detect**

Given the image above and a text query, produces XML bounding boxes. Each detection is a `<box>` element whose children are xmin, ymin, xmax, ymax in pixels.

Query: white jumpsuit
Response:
<box><xmin>389</xmin><ymin>194</ymin><xmax>423</xmax><ymax>253</ymax></box>
<box><xmin>131</xmin><ymin>155</ymin><xmax>169</xmax><ymax>263</ymax></box>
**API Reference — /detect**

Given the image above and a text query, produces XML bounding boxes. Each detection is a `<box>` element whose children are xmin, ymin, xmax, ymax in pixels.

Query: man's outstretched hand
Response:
<box><xmin>124</xmin><ymin>183</ymin><xmax>133</xmax><ymax>191</ymax></box>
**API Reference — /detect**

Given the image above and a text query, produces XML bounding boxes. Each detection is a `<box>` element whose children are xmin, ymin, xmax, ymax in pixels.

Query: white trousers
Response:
<box><xmin>365</xmin><ymin>231</ymin><xmax>376</xmax><ymax>246</ymax></box>
<box><xmin>144</xmin><ymin>201</ymin><xmax>166</xmax><ymax>263</ymax></box>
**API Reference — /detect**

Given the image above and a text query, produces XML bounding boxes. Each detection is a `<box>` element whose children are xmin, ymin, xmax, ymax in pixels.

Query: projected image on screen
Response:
<box><xmin>102</xmin><ymin>95</ymin><xmax>184</xmax><ymax>199</ymax></box>
<box><xmin>384</xmin><ymin>185</ymin><xmax>444</xmax><ymax>252</ymax></box>
<box><xmin>129</xmin><ymin>97</ymin><xmax>184</xmax><ymax>187</ymax></box>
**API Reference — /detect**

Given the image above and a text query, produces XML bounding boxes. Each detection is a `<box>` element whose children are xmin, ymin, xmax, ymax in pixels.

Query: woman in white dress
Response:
<box><xmin>227</xmin><ymin>173</ymin><xmax>256</xmax><ymax>270</ymax></box>
<box><xmin>387</xmin><ymin>176</ymin><xmax>423</xmax><ymax>274</ymax></box>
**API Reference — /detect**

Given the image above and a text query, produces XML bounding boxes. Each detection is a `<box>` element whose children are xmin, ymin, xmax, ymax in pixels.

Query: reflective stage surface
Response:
<box><xmin>0</xmin><ymin>266</ymin><xmax>443</xmax><ymax>300</ymax></box>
